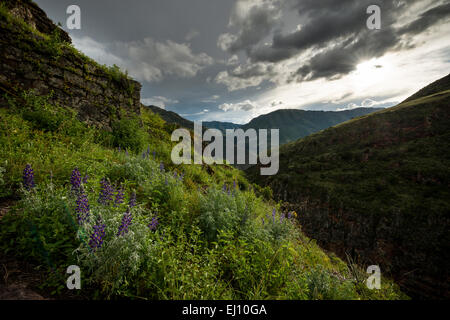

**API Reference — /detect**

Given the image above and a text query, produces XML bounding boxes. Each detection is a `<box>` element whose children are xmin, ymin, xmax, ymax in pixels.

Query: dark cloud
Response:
<box><xmin>219</xmin><ymin>0</ymin><xmax>450</xmax><ymax>83</ymax></box>
<box><xmin>398</xmin><ymin>2</ymin><xmax>450</xmax><ymax>36</ymax></box>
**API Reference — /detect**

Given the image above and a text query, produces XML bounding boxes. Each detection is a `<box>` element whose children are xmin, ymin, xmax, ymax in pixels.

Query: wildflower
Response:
<box><xmin>148</xmin><ymin>215</ymin><xmax>159</xmax><ymax>231</ymax></box>
<box><xmin>117</xmin><ymin>208</ymin><xmax>132</xmax><ymax>236</ymax></box>
<box><xmin>82</xmin><ymin>174</ymin><xmax>89</xmax><ymax>184</ymax></box>
<box><xmin>159</xmin><ymin>162</ymin><xmax>164</xmax><ymax>172</ymax></box>
<box><xmin>118</xmin><ymin>146</ymin><xmax>121</xmax><ymax>152</ymax></box>
<box><xmin>173</xmin><ymin>171</ymin><xmax>178</xmax><ymax>179</ymax></box>
<box><xmin>70</xmin><ymin>167</ymin><xmax>82</xmax><ymax>191</ymax></box>
<box><xmin>165</xmin><ymin>176</ymin><xmax>168</xmax><ymax>186</ymax></box>
<box><xmin>272</xmin><ymin>208</ymin><xmax>276</xmax><ymax>223</ymax></box>
<box><xmin>125</xmin><ymin>150</ymin><xmax>129</xmax><ymax>157</ymax></box>
<box><xmin>128</xmin><ymin>191</ymin><xmax>136</xmax><ymax>208</ymax></box>
<box><xmin>153</xmin><ymin>151</ymin><xmax>156</xmax><ymax>159</ymax></box>
<box><xmin>89</xmin><ymin>220</ymin><xmax>106</xmax><ymax>251</ymax></box>
<box><xmin>114</xmin><ymin>187</ymin><xmax>124</xmax><ymax>207</ymax></box>
<box><xmin>287</xmin><ymin>211</ymin><xmax>292</xmax><ymax>219</ymax></box>
<box><xmin>262</xmin><ymin>217</ymin><xmax>265</xmax><ymax>226</ymax></box>
<box><xmin>98</xmin><ymin>178</ymin><xmax>114</xmax><ymax>205</ymax></box>
<box><xmin>76</xmin><ymin>190</ymin><xmax>90</xmax><ymax>224</ymax></box>
<box><xmin>142</xmin><ymin>152</ymin><xmax>146</xmax><ymax>159</ymax></box>
<box><xmin>233</xmin><ymin>180</ymin><xmax>237</xmax><ymax>189</ymax></box>
<box><xmin>23</xmin><ymin>164</ymin><xmax>35</xmax><ymax>190</ymax></box>
<box><xmin>222</xmin><ymin>183</ymin><xmax>227</xmax><ymax>192</ymax></box>
<box><xmin>179</xmin><ymin>173</ymin><xmax>184</xmax><ymax>181</ymax></box>
<box><xmin>147</xmin><ymin>146</ymin><xmax>150</xmax><ymax>157</ymax></box>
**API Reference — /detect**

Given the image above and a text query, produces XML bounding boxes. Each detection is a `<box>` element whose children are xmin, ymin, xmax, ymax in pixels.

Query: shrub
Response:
<box><xmin>111</xmin><ymin>117</ymin><xmax>147</xmax><ymax>153</ymax></box>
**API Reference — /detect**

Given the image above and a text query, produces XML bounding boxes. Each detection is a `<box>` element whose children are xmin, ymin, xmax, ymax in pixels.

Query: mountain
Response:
<box><xmin>203</xmin><ymin>121</ymin><xmax>241</xmax><ymax>131</ymax></box>
<box><xmin>144</xmin><ymin>104</ymin><xmax>194</xmax><ymax>131</ymax></box>
<box><xmin>241</xmin><ymin>108</ymin><xmax>383</xmax><ymax>145</ymax></box>
<box><xmin>246</xmin><ymin>74</ymin><xmax>450</xmax><ymax>299</ymax></box>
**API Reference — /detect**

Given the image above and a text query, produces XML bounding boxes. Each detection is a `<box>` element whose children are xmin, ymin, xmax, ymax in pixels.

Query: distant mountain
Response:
<box><xmin>144</xmin><ymin>104</ymin><xmax>194</xmax><ymax>130</ymax></box>
<box><xmin>203</xmin><ymin>121</ymin><xmax>241</xmax><ymax>131</ymax></box>
<box><xmin>246</xmin><ymin>74</ymin><xmax>450</xmax><ymax>299</ymax></box>
<box><xmin>241</xmin><ymin>108</ymin><xmax>383</xmax><ymax>145</ymax></box>
<box><xmin>144</xmin><ymin>105</ymin><xmax>381</xmax><ymax>147</ymax></box>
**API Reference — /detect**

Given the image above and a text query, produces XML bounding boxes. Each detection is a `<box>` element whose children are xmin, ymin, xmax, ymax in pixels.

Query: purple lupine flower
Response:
<box><xmin>153</xmin><ymin>151</ymin><xmax>156</xmax><ymax>159</ymax></box>
<box><xmin>148</xmin><ymin>215</ymin><xmax>159</xmax><ymax>231</ymax></box>
<box><xmin>128</xmin><ymin>191</ymin><xmax>136</xmax><ymax>208</ymax></box>
<box><xmin>262</xmin><ymin>217</ymin><xmax>265</xmax><ymax>226</ymax></box>
<box><xmin>173</xmin><ymin>171</ymin><xmax>178</xmax><ymax>179</ymax></box>
<box><xmin>118</xmin><ymin>146</ymin><xmax>121</xmax><ymax>152</ymax></box>
<box><xmin>98</xmin><ymin>178</ymin><xmax>114</xmax><ymax>205</ymax></box>
<box><xmin>233</xmin><ymin>180</ymin><xmax>237</xmax><ymax>189</ymax></box>
<box><xmin>89</xmin><ymin>221</ymin><xmax>106</xmax><ymax>251</ymax></box>
<box><xmin>70</xmin><ymin>167</ymin><xmax>82</xmax><ymax>191</ymax></box>
<box><xmin>179</xmin><ymin>173</ymin><xmax>184</xmax><ymax>181</ymax></box>
<box><xmin>165</xmin><ymin>176</ymin><xmax>168</xmax><ymax>186</ymax></box>
<box><xmin>76</xmin><ymin>190</ymin><xmax>90</xmax><ymax>224</ymax></box>
<box><xmin>222</xmin><ymin>183</ymin><xmax>227</xmax><ymax>192</ymax></box>
<box><xmin>114</xmin><ymin>187</ymin><xmax>124</xmax><ymax>207</ymax></box>
<box><xmin>125</xmin><ymin>150</ymin><xmax>129</xmax><ymax>157</ymax></box>
<box><xmin>142</xmin><ymin>152</ymin><xmax>146</xmax><ymax>159</ymax></box>
<box><xmin>147</xmin><ymin>146</ymin><xmax>150</xmax><ymax>157</ymax></box>
<box><xmin>23</xmin><ymin>164</ymin><xmax>35</xmax><ymax>190</ymax></box>
<box><xmin>272</xmin><ymin>208</ymin><xmax>276</xmax><ymax>223</ymax></box>
<box><xmin>117</xmin><ymin>208</ymin><xmax>132</xmax><ymax>236</ymax></box>
<box><xmin>159</xmin><ymin>162</ymin><xmax>164</xmax><ymax>172</ymax></box>
<box><xmin>287</xmin><ymin>211</ymin><xmax>292</xmax><ymax>220</ymax></box>
<box><xmin>82</xmin><ymin>174</ymin><xmax>89</xmax><ymax>184</ymax></box>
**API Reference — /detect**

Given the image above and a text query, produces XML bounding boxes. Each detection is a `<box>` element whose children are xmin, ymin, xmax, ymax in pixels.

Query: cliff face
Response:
<box><xmin>0</xmin><ymin>0</ymin><xmax>141</xmax><ymax>130</ymax></box>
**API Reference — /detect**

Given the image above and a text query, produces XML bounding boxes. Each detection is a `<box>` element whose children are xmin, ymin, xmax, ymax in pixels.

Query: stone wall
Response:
<box><xmin>0</xmin><ymin>0</ymin><xmax>141</xmax><ymax>130</ymax></box>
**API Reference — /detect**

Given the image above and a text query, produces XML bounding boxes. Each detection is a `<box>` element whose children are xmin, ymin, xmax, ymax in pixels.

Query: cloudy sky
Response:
<box><xmin>36</xmin><ymin>0</ymin><xmax>450</xmax><ymax>124</ymax></box>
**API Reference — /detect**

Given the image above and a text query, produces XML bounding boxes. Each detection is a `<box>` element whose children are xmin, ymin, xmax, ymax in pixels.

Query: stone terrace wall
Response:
<box><xmin>0</xmin><ymin>0</ymin><xmax>142</xmax><ymax>130</ymax></box>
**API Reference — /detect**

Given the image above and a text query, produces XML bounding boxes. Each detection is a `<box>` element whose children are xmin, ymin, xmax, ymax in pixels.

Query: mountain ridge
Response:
<box><xmin>246</xmin><ymin>73</ymin><xmax>450</xmax><ymax>299</ymax></box>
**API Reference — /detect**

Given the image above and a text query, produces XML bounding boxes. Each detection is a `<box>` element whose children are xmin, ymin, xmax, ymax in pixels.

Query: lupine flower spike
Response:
<box><xmin>98</xmin><ymin>178</ymin><xmax>114</xmax><ymax>205</ymax></box>
<box><xmin>70</xmin><ymin>167</ymin><xmax>82</xmax><ymax>191</ymax></box>
<box><xmin>89</xmin><ymin>219</ymin><xmax>106</xmax><ymax>251</ymax></box>
<box><xmin>128</xmin><ymin>191</ymin><xmax>137</xmax><ymax>208</ymax></box>
<box><xmin>114</xmin><ymin>187</ymin><xmax>124</xmax><ymax>207</ymax></box>
<box><xmin>23</xmin><ymin>164</ymin><xmax>35</xmax><ymax>190</ymax></box>
<box><xmin>117</xmin><ymin>208</ymin><xmax>132</xmax><ymax>236</ymax></box>
<box><xmin>76</xmin><ymin>188</ymin><xmax>90</xmax><ymax>224</ymax></box>
<box><xmin>148</xmin><ymin>215</ymin><xmax>159</xmax><ymax>231</ymax></box>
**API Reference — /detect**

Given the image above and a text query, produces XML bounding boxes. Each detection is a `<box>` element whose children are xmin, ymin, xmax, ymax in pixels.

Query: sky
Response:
<box><xmin>35</xmin><ymin>0</ymin><xmax>450</xmax><ymax>124</ymax></box>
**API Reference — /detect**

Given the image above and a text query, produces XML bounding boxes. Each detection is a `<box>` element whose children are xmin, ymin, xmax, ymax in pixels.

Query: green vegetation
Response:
<box><xmin>246</xmin><ymin>79</ymin><xmax>450</xmax><ymax>299</ymax></box>
<box><xmin>241</xmin><ymin>108</ymin><xmax>382</xmax><ymax>145</ymax></box>
<box><xmin>0</xmin><ymin>91</ymin><xmax>406</xmax><ymax>299</ymax></box>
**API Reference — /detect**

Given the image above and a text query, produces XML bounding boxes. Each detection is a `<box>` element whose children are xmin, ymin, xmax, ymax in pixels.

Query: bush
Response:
<box><xmin>111</xmin><ymin>117</ymin><xmax>147</xmax><ymax>153</ymax></box>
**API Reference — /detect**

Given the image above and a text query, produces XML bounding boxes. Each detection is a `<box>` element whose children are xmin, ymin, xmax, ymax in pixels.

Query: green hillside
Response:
<box><xmin>0</xmin><ymin>2</ymin><xmax>405</xmax><ymax>300</ymax></box>
<box><xmin>145</xmin><ymin>104</ymin><xmax>194</xmax><ymax>131</ymax></box>
<box><xmin>241</xmin><ymin>108</ymin><xmax>382</xmax><ymax>145</ymax></box>
<box><xmin>246</xmin><ymin>75</ymin><xmax>450</xmax><ymax>299</ymax></box>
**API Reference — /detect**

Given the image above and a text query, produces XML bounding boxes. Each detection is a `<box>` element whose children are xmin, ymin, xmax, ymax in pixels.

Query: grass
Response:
<box><xmin>0</xmin><ymin>90</ymin><xmax>406</xmax><ymax>300</ymax></box>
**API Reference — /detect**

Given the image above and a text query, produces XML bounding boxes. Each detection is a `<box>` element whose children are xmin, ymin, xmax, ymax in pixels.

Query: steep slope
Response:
<box><xmin>246</xmin><ymin>75</ymin><xmax>450</xmax><ymax>299</ymax></box>
<box><xmin>241</xmin><ymin>108</ymin><xmax>382</xmax><ymax>145</ymax></box>
<box><xmin>144</xmin><ymin>104</ymin><xmax>194</xmax><ymax>131</ymax></box>
<box><xmin>403</xmin><ymin>73</ymin><xmax>450</xmax><ymax>103</ymax></box>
